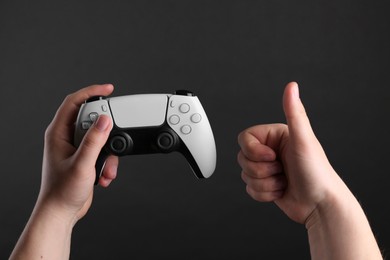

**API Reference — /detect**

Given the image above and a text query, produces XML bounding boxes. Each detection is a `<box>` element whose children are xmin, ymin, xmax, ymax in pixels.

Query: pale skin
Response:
<box><xmin>10</xmin><ymin>83</ymin><xmax>383</xmax><ymax>259</ymax></box>
<box><xmin>238</xmin><ymin>82</ymin><xmax>383</xmax><ymax>259</ymax></box>
<box><xmin>10</xmin><ymin>84</ymin><xmax>119</xmax><ymax>259</ymax></box>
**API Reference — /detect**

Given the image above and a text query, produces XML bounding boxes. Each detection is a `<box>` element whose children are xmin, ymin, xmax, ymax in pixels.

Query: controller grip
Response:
<box><xmin>95</xmin><ymin>150</ymin><xmax>109</xmax><ymax>185</ymax></box>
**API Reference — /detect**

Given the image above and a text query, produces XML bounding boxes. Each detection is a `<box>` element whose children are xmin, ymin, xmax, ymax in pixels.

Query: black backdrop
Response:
<box><xmin>1</xmin><ymin>1</ymin><xmax>389</xmax><ymax>259</ymax></box>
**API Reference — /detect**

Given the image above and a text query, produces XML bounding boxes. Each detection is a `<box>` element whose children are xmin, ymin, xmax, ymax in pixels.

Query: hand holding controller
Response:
<box><xmin>74</xmin><ymin>90</ymin><xmax>217</xmax><ymax>184</ymax></box>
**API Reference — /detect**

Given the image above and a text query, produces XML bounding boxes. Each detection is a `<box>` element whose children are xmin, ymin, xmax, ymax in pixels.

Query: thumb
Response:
<box><xmin>283</xmin><ymin>82</ymin><xmax>316</xmax><ymax>145</ymax></box>
<box><xmin>74</xmin><ymin>115</ymin><xmax>112</xmax><ymax>169</ymax></box>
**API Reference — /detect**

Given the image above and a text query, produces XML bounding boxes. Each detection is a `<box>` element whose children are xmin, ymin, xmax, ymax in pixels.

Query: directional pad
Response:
<box><xmin>89</xmin><ymin>112</ymin><xmax>99</xmax><ymax>122</ymax></box>
<box><xmin>81</xmin><ymin>121</ymin><xmax>92</xmax><ymax>130</ymax></box>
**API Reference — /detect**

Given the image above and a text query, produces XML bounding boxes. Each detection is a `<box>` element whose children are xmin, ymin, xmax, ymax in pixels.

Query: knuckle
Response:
<box><xmin>245</xmin><ymin>177</ymin><xmax>284</xmax><ymax>202</ymax></box>
<box><xmin>246</xmin><ymin>142</ymin><xmax>259</xmax><ymax>156</ymax></box>
<box><xmin>252</xmin><ymin>177</ymin><xmax>275</xmax><ymax>192</ymax></box>
<box><xmin>237</xmin><ymin>130</ymin><xmax>246</xmax><ymax>146</ymax></box>
<box><xmin>238</xmin><ymin>129</ymin><xmax>253</xmax><ymax>144</ymax></box>
<box><xmin>240</xmin><ymin>171</ymin><xmax>247</xmax><ymax>183</ymax></box>
<box><xmin>62</xmin><ymin>94</ymin><xmax>73</xmax><ymax>107</ymax></box>
<box><xmin>44</xmin><ymin>123</ymin><xmax>56</xmax><ymax>145</ymax></box>
<box><xmin>254</xmin><ymin>167</ymin><xmax>265</xmax><ymax>178</ymax></box>
<box><xmin>81</xmin><ymin>128</ymin><xmax>107</xmax><ymax>151</ymax></box>
<box><xmin>252</xmin><ymin>163</ymin><xmax>269</xmax><ymax>178</ymax></box>
<box><xmin>82</xmin><ymin>134</ymin><xmax>98</xmax><ymax>150</ymax></box>
<box><xmin>274</xmin><ymin>123</ymin><xmax>288</xmax><ymax>131</ymax></box>
<box><xmin>237</xmin><ymin>150</ymin><xmax>245</xmax><ymax>165</ymax></box>
<box><xmin>44</xmin><ymin>124</ymin><xmax>53</xmax><ymax>139</ymax></box>
<box><xmin>247</xmin><ymin>186</ymin><xmax>267</xmax><ymax>202</ymax></box>
<box><xmin>255</xmin><ymin>179</ymin><xmax>268</xmax><ymax>192</ymax></box>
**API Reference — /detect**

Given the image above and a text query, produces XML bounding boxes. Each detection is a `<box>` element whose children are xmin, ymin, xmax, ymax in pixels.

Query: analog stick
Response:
<box><xmin>109</xmin><ymin>134</ymin><xmax>132</xmax><ymax>155</ymax></box>
<box><xmin>157</xmin><ymin>132</ymin><xmax>176</xmax><ymax>151</ymax></box>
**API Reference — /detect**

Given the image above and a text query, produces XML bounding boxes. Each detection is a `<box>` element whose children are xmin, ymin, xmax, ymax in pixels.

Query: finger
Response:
<box><xmin>99</xmin><ymin>155</ymin><xmax>119</xmax><ymax>187</ymax></box>
<box><xmin>49</xmin><ymin>84</ymin><xmax>114</xmax><ymax>142</ymax></box>
<box><xmin>246</xmin><ymin>185</ymin><xmax>284</xmax><ymax>202</ymax></box>
<box><xmin>241</xmin><ymin>172</ymin><xmax>287</xmax><ymax>192</ymax></box>
<box><xmin>54</xmin><ymin>84</ymin><xmax>114</xmax><ymax>127</ymax></box>
<box><xmin>237</xmin><ymin>151</ymin><xmax>283</xmax><ymax>178</ymax></box>
<box><xmin>282</xmin><ymin>82</ymin><xmax>316</xmax><ymax>145</ymax></box>
<box><xmin>73</xmin><ymin>115</ymin><xmax>112</xmax><ymax>170</ymax></box>
<box><xmin>237</xmin><ymin>128</ymin><xmax>277</xmax><ymax>162</ymax></box>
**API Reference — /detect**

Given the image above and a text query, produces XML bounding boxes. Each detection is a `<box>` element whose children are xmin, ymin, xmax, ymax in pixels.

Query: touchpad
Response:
<box><xmin>109</xmin><ymin>94</ymin><xmax>168</xmax><ymax>128</ymax></box>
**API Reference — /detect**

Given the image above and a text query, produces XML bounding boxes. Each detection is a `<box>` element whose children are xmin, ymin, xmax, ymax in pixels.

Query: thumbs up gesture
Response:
<box><xmin>237</xmin><ymin>82</ymin><xmax>382</xmax><ymax>259</ymax></box>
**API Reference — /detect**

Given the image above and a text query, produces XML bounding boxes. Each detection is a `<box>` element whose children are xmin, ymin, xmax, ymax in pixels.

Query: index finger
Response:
<box><xmin>49</xmin><ymin>84</ymin><xmax>114</xmax><ymax>142</ymax></box>
<box><xmin>238</xmin><ymin>124</ymin><xmax>287</xmax><ymax>162</ymax></box>
<box><xmin>238</xmin><ymin>130</ymin><xmax>275</xmax><ymax>162</ymax></box>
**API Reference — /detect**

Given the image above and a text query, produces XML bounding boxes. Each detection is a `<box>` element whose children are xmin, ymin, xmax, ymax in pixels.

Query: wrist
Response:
<box><xmin>304</xmin><ymin>177</ymin><xmax>355</xmax><ymax>230</ymax></box>
<box><xmin>304</xmin><ymin>175</ymin><xmax>382</xmax><ymax>260</ymax></box>
<box><xmin>35</xmin><ymin>195</ymin><xmax>79</xmax><ymax>229</ymax></box>
<box><xmin>10</xmin><ymin>197</ymin><xmax>75</xmax><ymax>259</ymax></box>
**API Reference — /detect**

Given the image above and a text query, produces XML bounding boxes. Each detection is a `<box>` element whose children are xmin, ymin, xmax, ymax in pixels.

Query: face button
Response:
<box><xmin>190</xmin><ymin>113</ymin><xmax>202</xmax><ymax>123</ymax></box>
<box><xmin>180</xmin><ymin>125</ymin><xmax>192</xmax><ymax>135</ymax></box>
<box><xmin>179</xmin><ymin>103</ymin><xmax>190</xmax><ymax>113</ymax></box>
<box><xmin>169</xmin><ymin>115</ymin><xmax>180</xmax><ymax>125</ymax></box>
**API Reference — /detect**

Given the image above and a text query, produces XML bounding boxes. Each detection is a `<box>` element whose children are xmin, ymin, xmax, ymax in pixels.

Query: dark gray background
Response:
<box><xmin>1</xmin><ymin>1</ymin><xmax>389</xmax><ymax>259</ymax></box>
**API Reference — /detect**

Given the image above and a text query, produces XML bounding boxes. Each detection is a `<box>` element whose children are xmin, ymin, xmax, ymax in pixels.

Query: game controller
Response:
<box><xmin>74</xmin><ymin>90</ymin><xmax>217</xmax><ymax>184</ymax></box>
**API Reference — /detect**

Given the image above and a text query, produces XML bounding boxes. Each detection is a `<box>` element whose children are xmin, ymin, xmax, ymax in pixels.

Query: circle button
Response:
<box><xmin>191</xmin><ymin>113</ymin><xmax>202</xmax><ymax>123</ymax></box>
<box><xmin>181</xmin><ymin>125</ymin><xmax>192</xmax><ymax>135</ymax></box>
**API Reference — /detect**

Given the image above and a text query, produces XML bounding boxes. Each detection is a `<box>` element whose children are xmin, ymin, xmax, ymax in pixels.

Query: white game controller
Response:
<box><xmin>74</xmin><ymin>90</ymin><xmax>217</xmax><ymax>184</ymax></box>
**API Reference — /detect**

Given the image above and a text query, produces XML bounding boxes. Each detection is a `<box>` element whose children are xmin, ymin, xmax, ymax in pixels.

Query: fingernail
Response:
<box><xmin>94</xmin><ymin>115</ymin><xmax>110</xmax><ymax>131</ymax></box>
<box><xmin>104</xmin><ymin>83</ymin><xmax>114</xmax><ymax>90</ymax></box>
